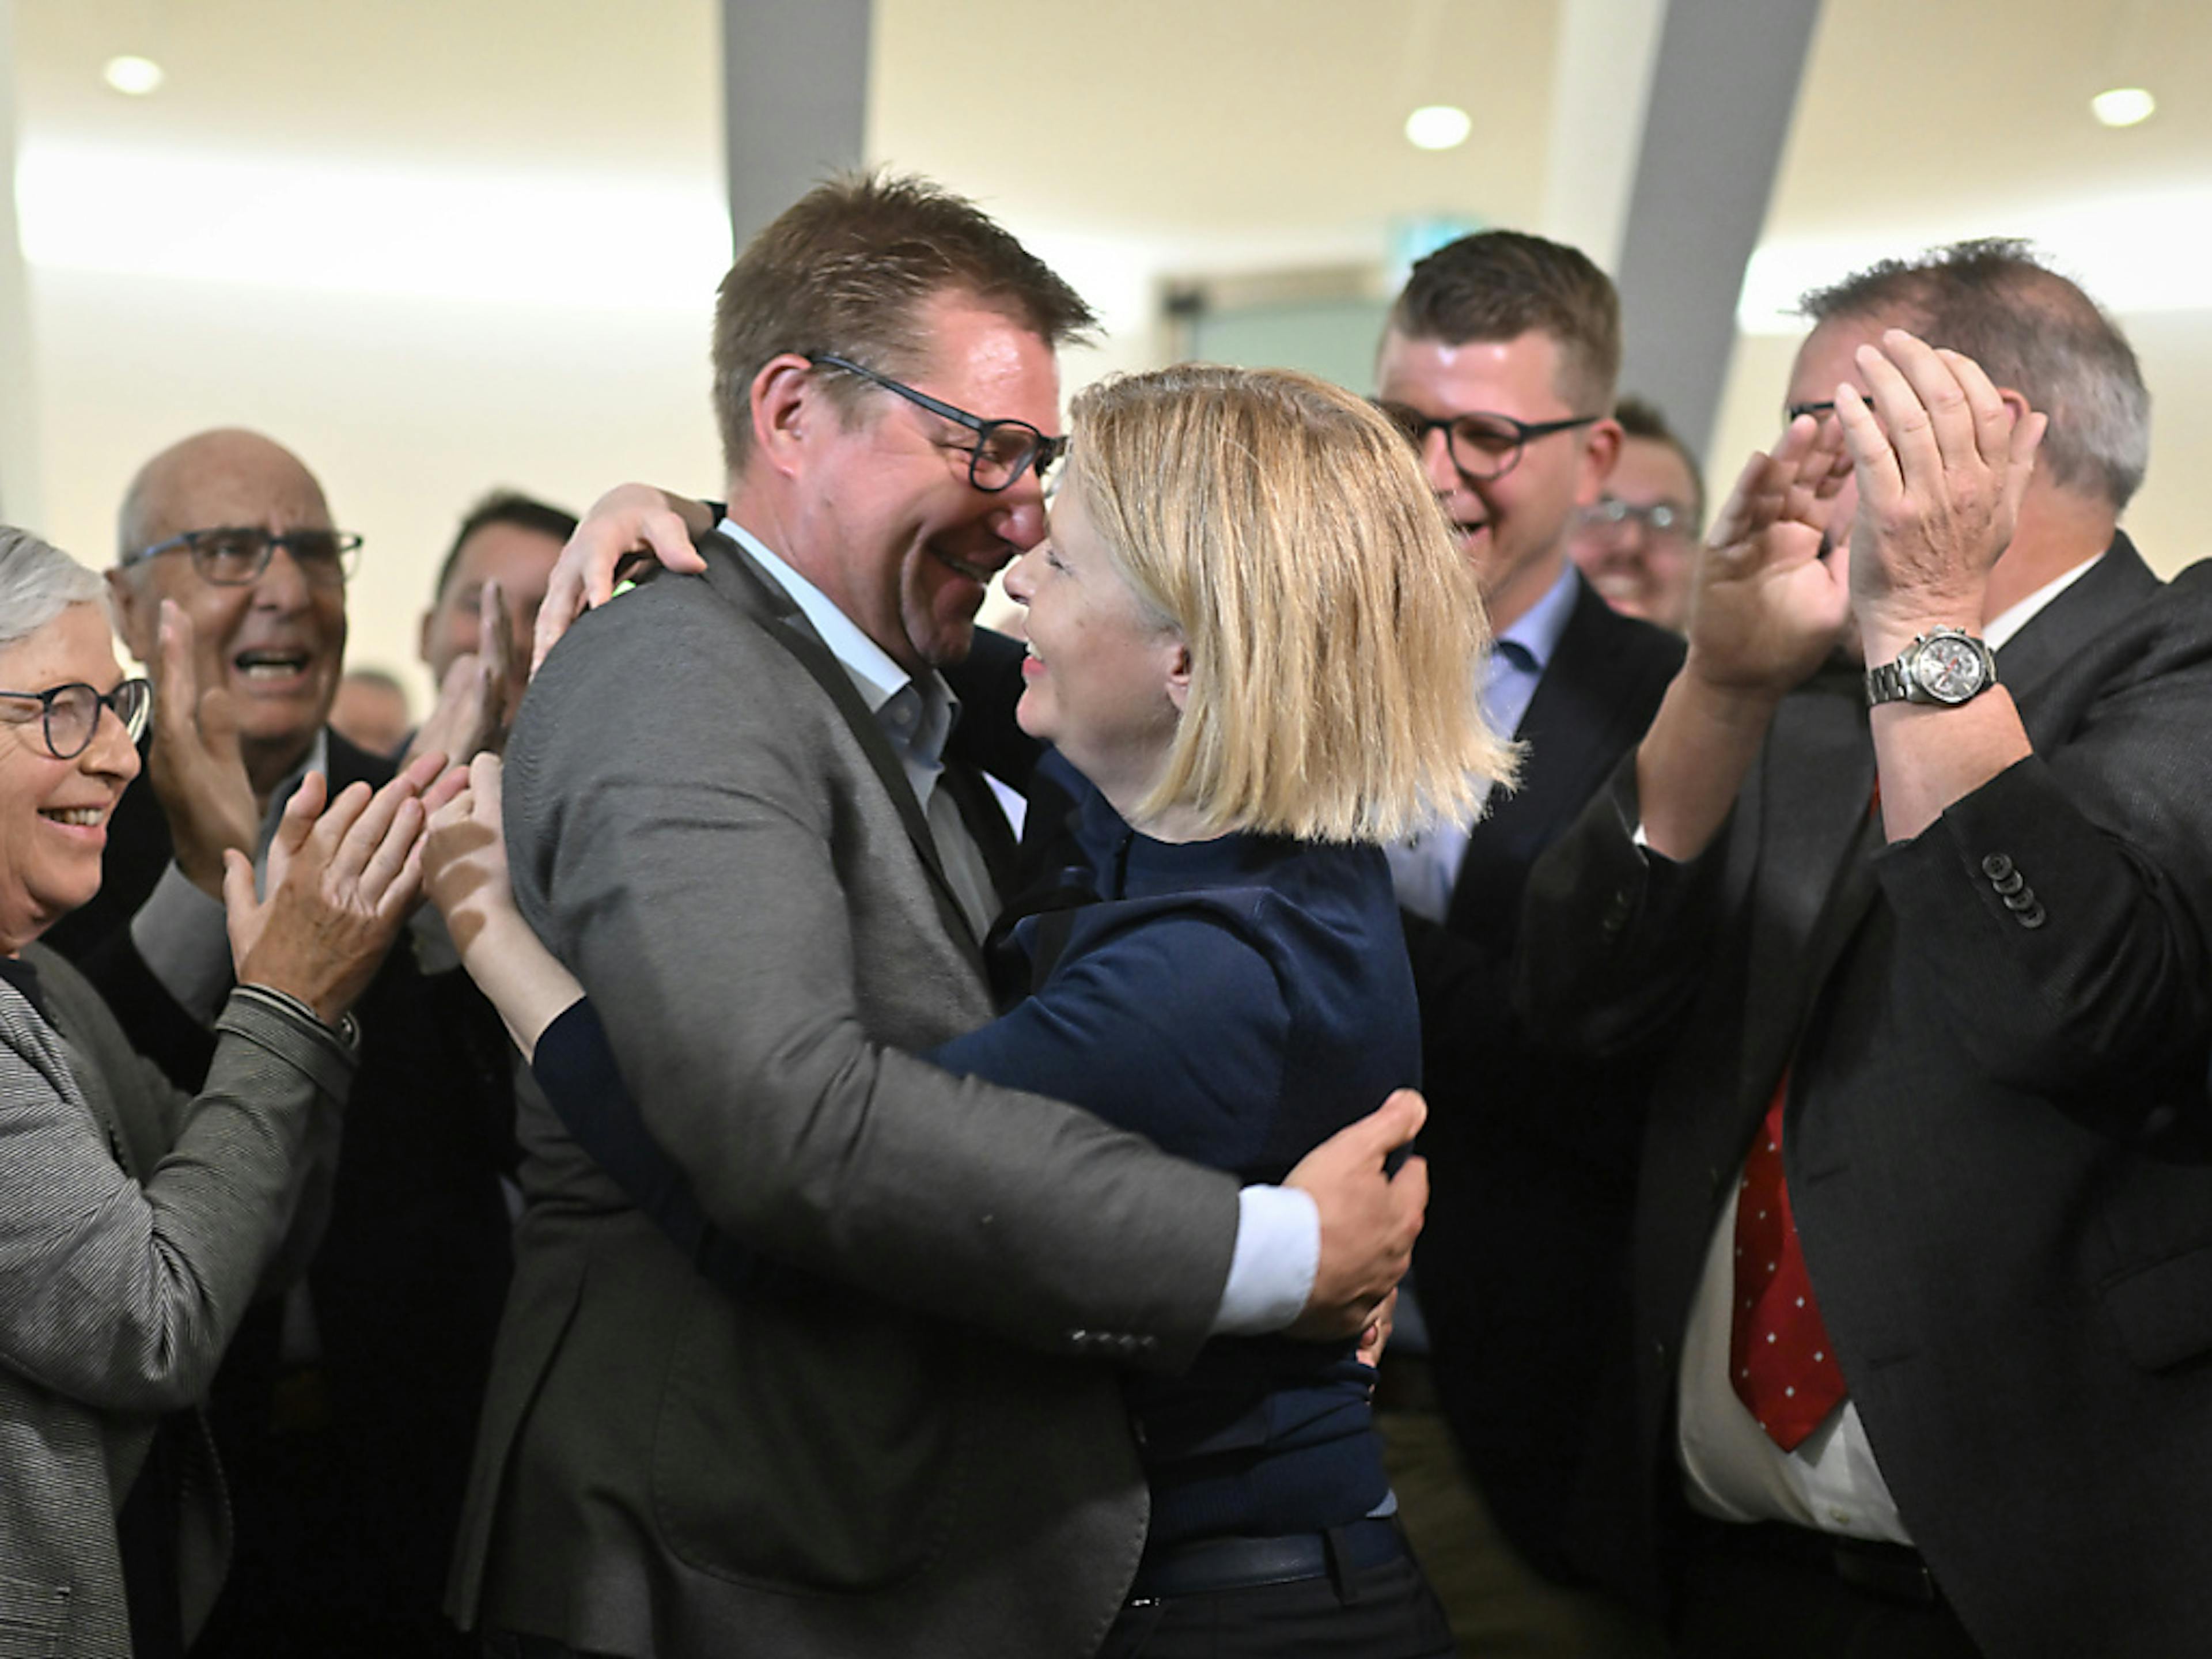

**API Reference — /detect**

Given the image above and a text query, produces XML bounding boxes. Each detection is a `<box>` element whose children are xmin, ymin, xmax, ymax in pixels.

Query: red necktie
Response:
<box><xmin>1730</xmin><ymin>1073</ymin><xmax>1847</xmax><ymax>1450</ymax></box>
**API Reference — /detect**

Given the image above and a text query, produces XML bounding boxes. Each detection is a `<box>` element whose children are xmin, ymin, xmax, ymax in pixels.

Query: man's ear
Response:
<box><xmin>105</xmin><ymin>568</ymin><xmax>153</xmax><ymax>662</ymax></box>
<box><xmin>751</xmin><ymin>353</ymin><xmax>823</xmax><ymax>480</ymax></box>
<box><xmin>416</xmin><ymin>607</ymin><xmax>437</xmax><ymax>671</ymax></box>
<box><xmin>1165</xmin><ymin>638</ymin><xmax>1192</xmax><ymax>713</ymax></box>
<box><xmin>1577</xmin><ymin>417</ymin><xmax>1624</xmax><ymax>505</ymax></box>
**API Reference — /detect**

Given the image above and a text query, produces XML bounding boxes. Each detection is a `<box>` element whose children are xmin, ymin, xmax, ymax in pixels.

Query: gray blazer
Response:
<box><xmin>0</xmin><ymin>947</ymin><xmax>352</xmax><ymax>1658</ymax></box>
<box><xmin>459</xmin><ymin>534</ymin><xmax>1241</xmax><ymax>1658</ymax></box>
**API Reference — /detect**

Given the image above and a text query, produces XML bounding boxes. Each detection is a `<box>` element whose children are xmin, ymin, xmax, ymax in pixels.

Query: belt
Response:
<box><xmin>1700</xmin><ymin>1518</ymin><xmax>1944</xmax><ymax>1607</ymax></box>
<box><xmin>1129</xmin><ymin>1517</ymin><xmax>1407</xmax><ymax>1601</ymax></box>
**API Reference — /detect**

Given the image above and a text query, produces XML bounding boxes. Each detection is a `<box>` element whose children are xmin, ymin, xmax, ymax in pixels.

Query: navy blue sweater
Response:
<box><xmin>530</xmin><ymin>756</ymin><xmax>1421</xmax><ymax>1543</ymax></box>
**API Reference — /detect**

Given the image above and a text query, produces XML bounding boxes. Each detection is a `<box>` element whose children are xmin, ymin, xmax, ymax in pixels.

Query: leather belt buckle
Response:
<box><xmin>1128</xmin><ymin>1517</ymin><xmax>1405</xmax><ymax>1601</ymax></box>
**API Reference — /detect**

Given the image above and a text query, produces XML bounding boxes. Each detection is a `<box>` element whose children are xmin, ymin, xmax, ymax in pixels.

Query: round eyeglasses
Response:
<box><xmin>0</xmin><ymin>677</ymin><xmax>153</xmax><ymax>760</ymax></box>
<box><xmin>119</xmin><ymin>527</ymin><xmax>362</xmax><ymax>589</ymax></box>
<box><xmin>1373</xmin><ymin>400</ymin><xmax>1601</xmax><ymax>482</ymax></box>
<box><xmin>1580</xmin><ymin>497</ymin><xmax>1694</xmax><ymax>541</ymax></box>
<box><xmin>807</xmin><ymin>353</ymin><xmax>1066</xmax><ymax>492</ymax></box>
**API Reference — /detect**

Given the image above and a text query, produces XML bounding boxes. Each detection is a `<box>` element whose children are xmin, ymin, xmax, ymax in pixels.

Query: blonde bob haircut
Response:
<box><xmin>1066</xmin><ymin>363</ymin><xmax>1516</xmax><ymax>845</ymax></box>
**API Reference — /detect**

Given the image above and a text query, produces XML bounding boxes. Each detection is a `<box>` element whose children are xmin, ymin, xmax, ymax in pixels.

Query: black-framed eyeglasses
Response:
<box><xmin>1373</xmin><ymin>401</ymin><xmax>1602</xmax><ymax>482</ymax></box>
<box><xmin>1580</xmin><ymin>497</ymin><xmax>1694</xmax><ymax>540</ymax></box>
<box><xmin>119</xmin><ymin>527</ymin><xmax>362</xmax><ymax>588</ymax></box>
<box><xmin>808</xmin><ymin>353</ymin><xmax>1066</xmax><ymax>492</ymax></box>
<box><xmin>0</xmin><ymin>677</ymin><xmax>152</xmax><ymax>760</ymax></box>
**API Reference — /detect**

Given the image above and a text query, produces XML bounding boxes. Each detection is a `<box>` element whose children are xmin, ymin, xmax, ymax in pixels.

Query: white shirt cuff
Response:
<box><xmin>1210</xmin><ymin>1184</ymin><xmax>1320</xmax><ymax>1336</ymax></box>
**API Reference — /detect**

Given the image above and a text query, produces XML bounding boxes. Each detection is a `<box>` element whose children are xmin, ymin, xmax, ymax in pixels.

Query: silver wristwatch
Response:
<box><xmin>1865</xmin><ymin>627</ymin><xmax>1998</xmax><ymax>709</ymax></box>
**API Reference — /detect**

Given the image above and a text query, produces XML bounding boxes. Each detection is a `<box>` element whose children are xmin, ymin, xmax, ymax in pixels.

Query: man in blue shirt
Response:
<box><xmin>1371</xmin><ymin>231</ymin><xmax>1685</xmax><ymax>1657</ymax></box>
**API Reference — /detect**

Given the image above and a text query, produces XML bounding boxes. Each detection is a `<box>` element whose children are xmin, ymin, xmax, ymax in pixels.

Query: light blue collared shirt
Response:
<box><xmin>718</xmin><ymin>518</ymin><xmax>1321</xmax><ymax>1336</ymax></box>
<box><xmin>725</xmin><ymin>520</ymin><xmax>1000</xmax><ymax>940</ymax></box>
<box><xmin>1387</xmin><ymin>560</ymin><xmax>1582</xmax><ymax>923</ymax></box>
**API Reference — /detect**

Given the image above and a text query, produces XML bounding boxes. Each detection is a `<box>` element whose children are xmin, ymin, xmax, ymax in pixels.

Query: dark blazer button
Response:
<box><xmin>2003</xmin><ymin>888</ymin><xmax>2038</xmax><ymax>912</ymax></box>
<box><xmin>1991</xmin><ymin>869</ymin><xmax>2025</xmax><ymax>896</ymax></box>
<box><xmin>2016</xmin><ymin>902</ymin><xmax>2047</xmax><ymax>929</ymax></box>
<box><xmin>1981</xmin><ymin>853</ymin><xmax>2014</xmax><ymax>880</ymax></box>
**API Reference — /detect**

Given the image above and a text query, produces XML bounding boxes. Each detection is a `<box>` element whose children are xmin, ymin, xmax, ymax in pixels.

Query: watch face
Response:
<box><xmin>1914</xmin><ymin>636</ymin><xmax>1987</xmax><ymax>702</ymax></box>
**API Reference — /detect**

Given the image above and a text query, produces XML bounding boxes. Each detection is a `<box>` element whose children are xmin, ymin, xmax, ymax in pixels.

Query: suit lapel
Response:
<box><xmin>1994</xmin><ymin>533</ymin><xmax>2158</xmax><ymax>715</ymax></box>
<box><xmin>1737</xmin><ymin>660</ymin><xmax>1878</xmax><ymax>1107</ymax></box>
<box><xmin>1738</xmin><ymin>536</ymin><xmax>2155</xmax><ymax>1110</ymax></box>
<box><xmin>1446</xmin><ymin>582</ymin><xmax>1678</xmax><ymax>941</ymax></box>
<box><xmin>699</xmin><ymin>535</ymin><xmax>988</xmax><ymax>966</ymax></box>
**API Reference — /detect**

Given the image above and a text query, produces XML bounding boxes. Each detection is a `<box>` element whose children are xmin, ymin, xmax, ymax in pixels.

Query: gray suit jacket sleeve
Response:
<box><xmin>507</xmin><ymin>573</ymin><xmax>1239</xmax><ymax>1366</ymax></box>
<box><xmin>0</xmin><ymin>954</ymin><xmax>354</xmax><ymax>1415</ymax></box>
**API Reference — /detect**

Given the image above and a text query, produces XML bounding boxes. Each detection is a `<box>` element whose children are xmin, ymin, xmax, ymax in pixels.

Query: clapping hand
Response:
<box><xmin>150</xmin><ymin>600</ymin><xmax>259</xmax><ymax>897</ymax></box>
<box><xmin>1838</xmin><ymin>329</ymin><xmax>2046</xmax><ymax>654</ymax></box>
<box><xmin>1684</xmin><ymin>410</ymin><xmax>1856</xmax><ymax>702</ymax></box>
<box><xmin>406</xmin><ymin>578</ymin><xmax>522</xmax><ymax>768</ymax></box>
<box><xmin>421</xmin><ymin>752</ymin><xmax>518</xmax><ymax>954</ymax></box>
<box><xmin>225</xmin><ymin>750</ymin><xmax>445</xmax><ymax>1027</ymax></box>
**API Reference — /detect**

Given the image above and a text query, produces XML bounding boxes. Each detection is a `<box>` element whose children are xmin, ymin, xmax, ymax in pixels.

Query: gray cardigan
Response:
<box><xmin>0</xmin><ymin>944</ymin><xmax>353</xmax><ymax>1658</ymax></box>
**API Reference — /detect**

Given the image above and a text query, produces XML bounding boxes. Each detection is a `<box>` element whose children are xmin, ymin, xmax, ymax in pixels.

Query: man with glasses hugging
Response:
<box><xmin>42</xmin><ymin>429</ymin><xmax>513</xmax><ymax>1658</ymax></box>
<box><xmin>453</xmin><ymin>171</ymin><xmax>1434</xmax><ymax>1659</ymax></box>
<box><xmin>1365</xmin><ymin>230</ymin><xmax>1685</xmax><ymax>1657</ymax></box>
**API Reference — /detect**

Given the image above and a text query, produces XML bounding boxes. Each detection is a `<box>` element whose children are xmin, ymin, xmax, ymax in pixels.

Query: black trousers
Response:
<box><xmin>1673</xmin><ymin>1522</ymin><xmax>1983</xmax><ymax>1659</ymax></box>
<box><xmin>482</xmin><ymin>1634</ymin><xmax>622</xmax><ymax>1659</ymax></box>
<box><xmin>1097</xmin><ymin>1550</ymin><xmax>1456</xmax><ymax>1659</ymax></box>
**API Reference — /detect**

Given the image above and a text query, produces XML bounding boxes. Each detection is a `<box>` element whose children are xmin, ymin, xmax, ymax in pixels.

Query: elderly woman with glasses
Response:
<box><xmin>433</xmin><ymin>364</ymin><xmax>1516</xmax><ymax>1654</ymax></box>
<box><xmin>0</xmin><ymin>527</ymin><xmax>435</xmax><ymax>1658</ymax></box>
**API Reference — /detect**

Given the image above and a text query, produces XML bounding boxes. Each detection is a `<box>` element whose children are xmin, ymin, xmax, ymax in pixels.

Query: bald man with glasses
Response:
<box><xmin>42</xmin><ymin>427</ymin><xmax>513</xmax><ymax>1659</ymax></box>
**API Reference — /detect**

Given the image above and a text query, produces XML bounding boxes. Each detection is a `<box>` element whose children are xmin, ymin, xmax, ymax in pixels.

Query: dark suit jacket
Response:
<box><xmin>1402</xmin><ymin>575</ymin><xmax>1683</xmax><ymax>1579</ymax></box>
<box><xmin>1521</xmin><ymin>539</ymin><xmax>2212</xmax><ymax>1658</ymax></box>
<box><xmin>463</xmin><ymin>535</ymin><xmax>1238</xmax><ymax>1658</ymax></box>
<box><xmin>40</xmin><ymin>727</ymin><xmax>513</xmax><ymax>1653</ymax></box>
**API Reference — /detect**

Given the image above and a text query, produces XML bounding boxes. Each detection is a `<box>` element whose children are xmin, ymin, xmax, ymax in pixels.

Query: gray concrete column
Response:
<box><xmin>721</xmin><ymin>0</ymin><xmax>872</xmax><ymax>255</ymax></box>
<box><xmin>1541</xmin><ymin>0</ymin><xmax>1669</xmax><ymax>274</ymax></box>
<box><xmin>1611</xmin><ymin>0</ymin><xmax>1824</xmax><ymax>453</ymax></box>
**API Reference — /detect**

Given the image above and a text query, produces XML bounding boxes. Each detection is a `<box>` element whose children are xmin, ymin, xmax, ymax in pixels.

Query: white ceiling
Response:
<box><xmin>14</xmin><ymin>0</ymin><xmax>2212</xmax><ymax>613</ymax></box>
<box><xmin>22</xmin><ymin>0</ymin><xmax>2212</xmax><ymax>299</ymax></box>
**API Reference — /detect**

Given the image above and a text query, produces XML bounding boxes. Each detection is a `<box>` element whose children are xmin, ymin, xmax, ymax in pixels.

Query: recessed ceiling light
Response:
<box><xmin>1404</xmin><ymin>105</ymin><xmax>1472</xmax><ymax>151</ymax></box>
<box><xmin>2090</xmin><ymin>86</ymin><xmax>2155</xmax><ymax>128</ymax></box>
<box><xmin>103</xmin><ymin>55</ymin><xmax>165</xmax><ymax>96</ymax></box>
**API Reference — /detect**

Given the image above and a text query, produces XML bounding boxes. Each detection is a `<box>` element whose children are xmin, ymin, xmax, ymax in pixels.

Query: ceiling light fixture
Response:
<box><xmin>2090</xmin><ymin>86</ymin><xmax>2156</xmax><ymax>128</ymax></box>
<box><xmin>1404</xmin><ymin>105</ymin><xmax>1472</xmax><ymax>151</ymax></box>
<box><xmin>103</xmin><ymin>55</ymin><xmax>165</xmax><ymax>96</ymax></box>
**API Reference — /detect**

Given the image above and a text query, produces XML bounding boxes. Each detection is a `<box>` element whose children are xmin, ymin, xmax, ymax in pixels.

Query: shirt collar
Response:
<box><xmin>1986</xmin><ymin>552</ymin><xmax>2104</xmax><ymax>652</ymax></box>
<box><xmin>718</xmin><ymin>517</ymin><xmax>960</xmax><ymax>764</ymax></box>
<box><xmin>1496</xmin><ymin>559</ymin><xmax>1582</xmax><ymax>676</ymax></box>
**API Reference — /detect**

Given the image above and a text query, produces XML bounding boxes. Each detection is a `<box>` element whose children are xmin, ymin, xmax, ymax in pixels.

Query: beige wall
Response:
<box><xmin>31</xmin><ymin>271</ymin><xmax>725</xmax><ymax>714</ymax></box>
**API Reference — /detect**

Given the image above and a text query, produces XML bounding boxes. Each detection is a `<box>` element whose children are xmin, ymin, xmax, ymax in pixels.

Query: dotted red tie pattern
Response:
<box><xmin>1730</xmin><ymin>1076</ymin><xmax>1847</xmax><ymax>1450</ymax></box>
